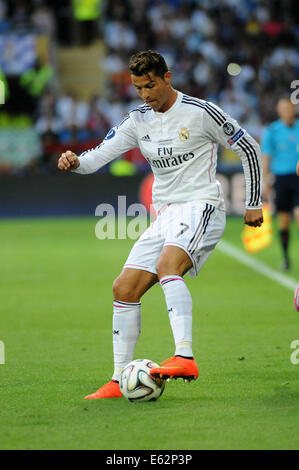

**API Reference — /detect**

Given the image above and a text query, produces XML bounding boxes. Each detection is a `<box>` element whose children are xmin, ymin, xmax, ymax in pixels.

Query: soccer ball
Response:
<box><xmin>120</xmin><ymin>359</ymin><xmax>165</xmax><ymax>402</ymax></box>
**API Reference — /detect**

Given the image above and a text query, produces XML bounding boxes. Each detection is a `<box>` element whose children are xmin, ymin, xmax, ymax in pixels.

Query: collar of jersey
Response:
<box><xmin>154</xmin><ymin>91</ymin><xmax>182</xmax><ymax>116</ymax></box>
<box><xmin>279</xmin><ymin>118</ymin><xmax>298</xmax><ymax>129</ymax></box>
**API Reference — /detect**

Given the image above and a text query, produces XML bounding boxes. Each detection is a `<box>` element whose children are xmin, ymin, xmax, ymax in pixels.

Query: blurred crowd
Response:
<box><xmin>1</xmin><ymin>0</ymin><xmax>299</xmax><ymax>173</ymax></box>
<box><xmin>102</xmin><ymin>0</ymin><xmax>299</xmax><ymax>129</ymax></box>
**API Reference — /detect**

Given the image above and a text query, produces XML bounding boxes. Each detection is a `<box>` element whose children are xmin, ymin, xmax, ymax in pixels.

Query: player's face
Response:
<box><xmin>277</xmin><ymin>99</ymin><xmax>296</xmax><ymax>125</ymax></box>
<box><xmin>131</xmin><ymin>71</ymin><xmax>173</xmax><ymax>112</ymax></box>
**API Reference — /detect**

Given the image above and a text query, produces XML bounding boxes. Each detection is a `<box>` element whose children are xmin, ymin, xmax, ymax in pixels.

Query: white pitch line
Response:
<box><xmin>217</xmin><ymin>239</ymin><xmax>298</xmax><ymax>291</ymax></box>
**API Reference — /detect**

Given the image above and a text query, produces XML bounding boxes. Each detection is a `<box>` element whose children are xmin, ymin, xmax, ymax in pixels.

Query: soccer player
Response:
<box><xmin>58</xmin><ymin>50</ymin><xmax>263</xmax><ymax>399</ymax></box>
<box><xmin>261</xmin><ymin>98</ymin><xmax>299</xmax><ymax>270</ymax></box>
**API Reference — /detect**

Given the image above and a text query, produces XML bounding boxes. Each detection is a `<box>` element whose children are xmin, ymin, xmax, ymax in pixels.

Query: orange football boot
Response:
<box><xmin>84</xmin><ymin>380</ymin><xmax>122</xmax><ymax>399</ymax></box>
<box><xmin>149</xmin><ymin>356</ymin><xmax>199</xmax><ymax>381</ymax></box>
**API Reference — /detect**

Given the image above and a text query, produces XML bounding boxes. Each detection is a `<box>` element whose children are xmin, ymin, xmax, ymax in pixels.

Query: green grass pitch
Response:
<box><xmin>0</xmin><ymin>215</ymin><xmax>299</xmax><ymax>450</ymax></box>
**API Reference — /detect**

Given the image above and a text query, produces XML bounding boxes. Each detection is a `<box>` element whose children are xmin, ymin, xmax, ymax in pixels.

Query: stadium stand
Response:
<box><xmin>0</xmin><ymin>0</ymin><xmax>299</xmax><ymax>175</ymax></box>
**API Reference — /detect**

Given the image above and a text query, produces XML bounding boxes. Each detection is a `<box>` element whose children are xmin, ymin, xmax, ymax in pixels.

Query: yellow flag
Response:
<box><xmin>241</xmin><ymin>204</ymin><xmax>273</xmax><ymax>253</ymax></box>
<box><xmin>73</xmin><ymin>0</ymin><xmax>101</xmax><ymax>21</ymax></box>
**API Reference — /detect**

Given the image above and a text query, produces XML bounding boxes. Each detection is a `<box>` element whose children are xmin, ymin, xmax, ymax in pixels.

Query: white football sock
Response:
<box><xmin>160</xmin><ymin>275</ymin><xmax>193</xmax><ymax>357</ymax></box>
<box><xmin>112</xmin><ymin>300</ymin><xmax>141</xmax><ymax>381</ymax></box>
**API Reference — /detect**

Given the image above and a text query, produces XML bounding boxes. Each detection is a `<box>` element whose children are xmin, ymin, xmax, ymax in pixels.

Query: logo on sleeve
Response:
<box><xmin>228</xmin><ymin>129</ymin><xmax>244</xmax><ymax>145</ymax></box>
<box><xmin>223</xmin><ymin>122</ymin><xmax>235</xmax><ymax>136</ymax></box>
<box><xmin>105</xmin><ymin>128</ymin><xmax>116</xmax><ymax>140</ymax></box>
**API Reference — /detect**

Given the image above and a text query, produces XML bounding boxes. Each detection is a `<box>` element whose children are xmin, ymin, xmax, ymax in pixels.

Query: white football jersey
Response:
<box><xmin>73</xmin><ymin>91</ymin><xmax>262</xmax><ymax>213</ymax></box>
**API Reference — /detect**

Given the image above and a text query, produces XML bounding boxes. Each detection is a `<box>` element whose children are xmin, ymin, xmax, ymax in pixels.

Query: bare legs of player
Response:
<box><xmin>113</xmin><ymin>246</ymin><xmax>192</xmax><ymax>301</ymax></box>
<box><xmin>112</xmin><ymin>246</ymin><xmax>194</xmax><ymax>381</ymax></box>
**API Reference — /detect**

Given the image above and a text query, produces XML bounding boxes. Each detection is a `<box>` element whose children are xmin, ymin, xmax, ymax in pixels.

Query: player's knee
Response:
<box><xmin>112</xmin><ymin>276</ymin><xmax>138</xmax><ymax>303</ymax></box>
<box><xmin>112</xmin><ymin>276</ymin><xmax>126</xmax><ymax>300</ymax></box>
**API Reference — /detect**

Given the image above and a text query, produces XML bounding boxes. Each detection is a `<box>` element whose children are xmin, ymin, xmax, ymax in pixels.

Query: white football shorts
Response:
<box><xmin>124</xmin><ymin>201</ymin><xmax>226</xmax><ymax>278</ymax></box>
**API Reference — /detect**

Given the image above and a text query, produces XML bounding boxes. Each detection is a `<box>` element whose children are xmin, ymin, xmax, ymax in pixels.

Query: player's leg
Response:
<box><xmin>85</xmin><ymin>268</ymin><xmax>157</xmax><ymax>399</ymax></box>
<box><xmin>277</xmin><ymin>211</ymin><xmax>291</xmax><ymax>270</ymax></box>
<box><xmin>274</xmin><ymin>175</ymin><xmax>292</xmax><ymax>269</ymax></box>
<box><xmin>111</xmin><ymin>267</ymin><xmax>158</xmax><ymax>380</ymax></box>
<box><xmin>156</xmin><ymin>245</ymin><xmax>194</xmax><ymax>360</ymax></box>
<box><xmin>113</xmin><ymin>267</ymin><xmax>158</xmax><ymax>303</ymax></box>
<box><xmin>150</xmin><ymin>245</ymin><xmax>199</xmax><ymax>381</ymax></box>
<box><xmin>85</xmin><ymin>219</ymin><xmax>164</xmax><ymax>399</ymax></box>
<box><xmin>150</xmin><ymin>202</ymin><xmax>225</xmax><ymax>381</ymax></box>
<box><xmin>109</xmin><ymin>226</ymin><xmax>164</xmax><ymax>385</ymax></box>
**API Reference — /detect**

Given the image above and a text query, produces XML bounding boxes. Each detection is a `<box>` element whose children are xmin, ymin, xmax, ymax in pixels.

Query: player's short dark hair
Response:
<box><xmin>129</xmin><ymin>50</ymin><xmax>169</xmax><ymax>79</ymax></box>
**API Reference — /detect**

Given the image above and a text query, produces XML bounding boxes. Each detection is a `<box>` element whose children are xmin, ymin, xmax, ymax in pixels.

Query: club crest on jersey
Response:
<box><xmin>223</xmin><ymin>122</ymin><xmax>235</xmax><ymax>136</ymax></box>
<box><xmin>179</xmin><ymin>127</ymin><xmax>190</xmax><ymax>141</ymax></box>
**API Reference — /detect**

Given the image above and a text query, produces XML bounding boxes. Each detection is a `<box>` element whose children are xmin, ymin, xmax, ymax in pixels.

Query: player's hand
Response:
<box><xmin>58</xmin><ymin>150</ymin><xmax>80</xmax><ymax>171</ymax></box>
<box><xmin>243</xmin><ymin>208</ymin><xmax>264</xmax><ymax>227</ymax></box>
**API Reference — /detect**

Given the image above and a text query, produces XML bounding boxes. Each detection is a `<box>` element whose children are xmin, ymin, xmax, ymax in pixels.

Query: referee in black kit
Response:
<box><xmin>261</xmin><ymin>98</ymin><xmax>299</xmax><ymax>270</ymax></box>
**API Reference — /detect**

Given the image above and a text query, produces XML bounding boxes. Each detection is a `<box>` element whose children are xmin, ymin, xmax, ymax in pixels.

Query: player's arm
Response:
<box><xmin>260</xmin><ymin>126</ymin><xmax>274</xmax><ymax>202</ymax></box>
<box><xmin>202</xmin><ymin>102</ymin><xmax>263</xmax><ymax>227</ymax></box>
<box><xmin>261</xmin><ymin>153</ymin><xmax>272</xmax><ymax>201</ymax></box>
<box><xmin>296</xmin><ymin>160</ymin><xmax>299</xmax><ymax>176</ymax></box>
<box><xmin>57</xmin><ymin>114</ymin><xmax>137</xmax><ymax>174</ymax></box>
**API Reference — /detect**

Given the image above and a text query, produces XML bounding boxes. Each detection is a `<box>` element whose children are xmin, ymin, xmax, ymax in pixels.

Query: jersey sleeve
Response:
<box><xmin>260</xmin><ymin>126</ymin><xmax>273</xmax><ymax>156</ymax></box>
<box><xmin>72</xmin><ymin>113</ymin><xmax>138</xmax><ymax>174</ymax></box>
<box><xmin>202</xmin><ymin>101</ymin><xmax>263</xmax><ymax>210</ymax></box>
